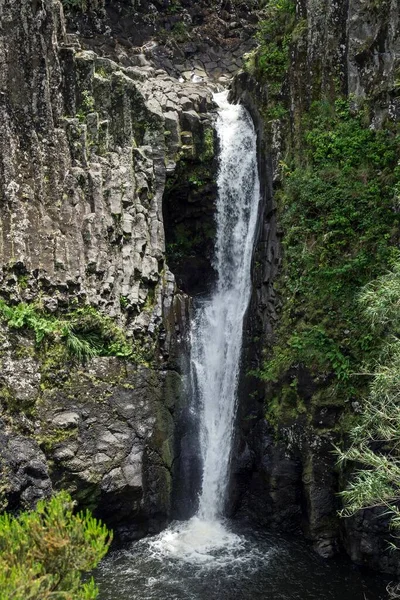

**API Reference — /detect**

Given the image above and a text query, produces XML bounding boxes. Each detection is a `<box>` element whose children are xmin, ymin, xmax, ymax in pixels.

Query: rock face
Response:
<box><xmin>0</xmin><ymin>0</ymin><xmax>218</xmax><ymax>534</ymax></box>
<box><xmin>230</xmin><ymin>0</ymin><xmax>400</xmax><ymax>576</ymax></box>
<box><xmin>37</xmin><ymin>360</ymin><xmax>182</xmax><ymax>537</ymax></box>
<box><xmin>65</xmin><ymin>0</ymin><xmax>257</xmax><ymax>85</ymax></box>
<box><xmin>0</xmin><ymin>0</ymin><xmax>216</xmax><ymax>334</ymax></box>
<box><xmin>0</xmin><ymin>431</ymin><xmax>52</xmax><ymax>512</ymax></box>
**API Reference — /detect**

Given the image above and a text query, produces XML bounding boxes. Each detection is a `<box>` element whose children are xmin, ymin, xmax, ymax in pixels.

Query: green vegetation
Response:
<box><xmin>166</xmin><ymin>222</ymin><xmax>210</xmax><ymax>262</ymax></box>
<box><xmin>165</xmin><ymin>0</ymin><xmax>182</xmax><ymax>14</ymax></box>
<box><xmin>200</xmin><ymin>128</ymin><xmax>215</xmax><ymax>162</ymax></box>
<box><xmin>336</xmin><ymin>262</ymin><xmax>400</xmax><ymax>598</ymax></box>
<box><xmin>77</xmin><ymin>91</ymin><xmax>96</xmax><ymax>123</ymax></box>
<box><xmin>95</xmin><ymin>67</ymin><xmax>109</xmax><ymax>80</ymax></box>
<box><xmin>246</xmin><ymin>0</ymin><xmax>296</xmax><ymax>93</ymax></box>
<box><xmin>171</xmin><ymin>21</ymin><xmax>189</xmax><ymax>41</ymax></box>
<box><xmin>337</xmin><ymin>262</ymin><xmax>400</xmax><ymax>522</ymax></box>
<box><xmin>249</xmin><ymin>3</ymin><xmax>400</xmax><ymax>582</ymax></box>
<box><xmin>244</xmin><ymin>0</ymin><xmax>299</xmax><ymax>126</ymax></box>
<box><xmin>259</xmin><ymin>98</ymin><xmax>400</xmax><ymax>421</ymax></box>
<box><xmin>0</xmin><ymin>491</ymin><xmax>111</xmax><ymax>600</ymax></box>
<box><xmin>119</xmin><ymin>295</ymin><xmax>129</xmax><ymax>310</ymax></box>
<box><xmin>0</xmin><ymin>300</ymin><xmax>148</xmax><ymax>363</ymax></box>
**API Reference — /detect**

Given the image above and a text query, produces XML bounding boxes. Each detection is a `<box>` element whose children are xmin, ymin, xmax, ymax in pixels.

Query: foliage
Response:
<box><xmin>165</xmin><ymin>0</ymin><xmax>182</xmax><ymax>14</ymax></box>
<box><xmin>0</xmin><ymin>300</ymin><xmax>149</xmax><ymax>364</ymax></box>
<box><xmin>263</xmin><ymin>325</ymin><xmax>351</xmax><ymax>383</ymax></box>
<box><xmin>200</xmin><ymin>128</ymin><xmax>215</xmax><ymax>162</ymax></box>
<box><xmin>335</xmin><ymin>263</ymin><xmax>400</xmax><ymax>600</ymax></box>
<box><xmin>166</xmin><ymin>223</ymin><xmax>205</xmax><ymax>260</ymax></box>
<box><xmin>171</xmin><ymin>21</ymin><xmax>189</xmax><ymax>41</ymax></box>
<box><xmin>0</xmin><ymin>491</ymin><xmax>111</xmax><ymax>600</ymax></box>
<box><xmin>337</xmin><ymin>262</ymin><xmax>400</xmax><ymax>517</ymax></box>
<box><xmin>259</xmin><ymin>99</ymin><xmax>400</xmax><ymax>421</ymax></box>
<box><xmin>249</xmin><ymin>0</ymin><xmax>296</xmax><ymax>92</ymax></box>
<box><xmin>81</xmin><ymin>91</ymin><xmax>95</xmax><ymax>113</ymax></box>
<box><xmin>77</xmin><ymin>91</ymin><xmax>96</xmax><ymax>122</ymax></box>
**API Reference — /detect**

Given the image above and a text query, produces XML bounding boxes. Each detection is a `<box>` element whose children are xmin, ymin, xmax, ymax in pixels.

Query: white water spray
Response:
<box><xmin>149</xmin><ymin>91</ymin><xmax>261</xmax><ymax>563</ymax></box>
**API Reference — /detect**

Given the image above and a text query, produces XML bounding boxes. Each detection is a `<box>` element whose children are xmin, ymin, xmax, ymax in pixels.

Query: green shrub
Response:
<box><xmin>171</xmin><ymin>21</ymin><xmax>189</xmax><ymax>41</ymax></box>
<box><xmin>0</xmin><ymin>301</ymin><xmax>149</xmax><ymax>363</ymax></box>
<box><xmin>337</xmin><ymin>262</ymin><xmax>400</xmax><ymax>519</ymax></box>
<box><xmin>0</xmin><ymin>491</ymin><xmax>111</xmax><ymax>600</ymax></box>
<box><xmin>250</xmin><ymin>0</ymin><xmax>296</xmax><ymax>91</ymax></box>
<box><xmin>336</xmin><ymin>262</ymin><xmax>400</xmax><ymax>600</ymax></box>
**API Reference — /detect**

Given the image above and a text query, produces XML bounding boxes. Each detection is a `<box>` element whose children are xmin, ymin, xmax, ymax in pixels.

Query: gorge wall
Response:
<box><xmin>230</xmin><ymin>0</ymin><xmax>400</xmax><ymax>577</ymax></box>
<box><xmin>1</xmin><ymin>0</ymin><xmax>400</xmax><ymax>581</ymax></box>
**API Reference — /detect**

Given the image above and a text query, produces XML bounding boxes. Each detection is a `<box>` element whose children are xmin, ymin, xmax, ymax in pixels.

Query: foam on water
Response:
<box><xmin>147</xmin><ymin>518</ymin><xmax>246</xmax><ymax>566</ymax></box>
<box><xmin>96</xmin><ymin>519</ymin><xmax>388</xmax><ymax>600</ymax></box>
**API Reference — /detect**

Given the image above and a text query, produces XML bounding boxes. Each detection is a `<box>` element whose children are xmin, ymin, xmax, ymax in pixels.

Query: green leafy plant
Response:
<box><xmin>0</xmin><ymin>491</ymin><xmax>111</xmax><ymax>600</ymax></box>
<box><xmin>337</xmin><ymin>262</ymin><xmax>400</xmax><ymax>513</ymax></box>
<box><xmin>336</xmin><ymin>261</ymin><xmax>400</xmax><ymax>596</ymax></box>
<box><xmin>77</xmin><ymin>91</ymin><xmax>96</xmax><ymax>122</ymax></box>
<box><xmin>251</xmin><ymin>0</ymin><xmax>296</xmax><ymax>90</ymax></box>
<box><xmin>171</xmin><ymin>21</ymin><xmax>189</xmax><ymax>41</ymax></box>
<box><xmin>0</xmin><ymin>301</ymin><xmax>149</xmax><ymax>363</ymax></box>
<box><xmin>119</xmin><ymin>295</ymin><xmax>129</xmax><ymax>310</ymax></box>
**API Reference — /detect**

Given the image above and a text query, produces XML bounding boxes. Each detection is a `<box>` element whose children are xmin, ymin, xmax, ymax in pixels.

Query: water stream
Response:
<box><xmin>96</xmin><ymin>92</ymin><xmax>387</xmax><ymax>599</ymax></box>
<box><xmin>193</xmin><ymin>90</ymin><xmax>260</xmax><ymax>522</ymax></box>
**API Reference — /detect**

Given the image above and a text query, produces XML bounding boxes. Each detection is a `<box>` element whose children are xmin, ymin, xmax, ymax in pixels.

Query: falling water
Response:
<box><xmin>192</xmin><ymin>90</ymin><xmax>261</xmax><ymax>520</ymax></box>
<box><xmin>137</xmin><ymin>90</ymin><xmax>262</xmax><ymax>563</ymax></box>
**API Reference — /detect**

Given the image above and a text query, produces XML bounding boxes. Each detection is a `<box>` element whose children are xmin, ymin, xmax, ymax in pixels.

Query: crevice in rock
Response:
<box><xmin>162</xmin><ymin>139</ymin><xmax>218</xmax><ymax>296</ymax></box>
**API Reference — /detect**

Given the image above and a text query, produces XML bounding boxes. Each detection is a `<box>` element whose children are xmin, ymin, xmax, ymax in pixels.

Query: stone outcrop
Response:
<box><xmin>65</xmin><ymin>0</ymin><xmax>257</xmax><ymax>85</ymax></box>
<box><xmin>0</xmin><ymin>431</ymin><xmax>52</xmax><ymax>512</ymax></box>
<box><xmin>0</xmin><ymin>0</ymin><xmax>216</xmax><ymax>337</ymax></box>
<box><xmin>36</xmin><ymin>359</ymin><xmax>182</xmax><ymax>537</ymax></box>
<box><xmin>0</xmin><ymin>0</ymin><xmax>217</xmax><ymax>533</ymax></box>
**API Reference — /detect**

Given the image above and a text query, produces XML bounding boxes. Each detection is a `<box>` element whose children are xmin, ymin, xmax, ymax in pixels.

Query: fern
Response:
<box><xmin>0</xmin><ymin>300</ymin><xmax>148</xmax><ymax>364</ymax></box>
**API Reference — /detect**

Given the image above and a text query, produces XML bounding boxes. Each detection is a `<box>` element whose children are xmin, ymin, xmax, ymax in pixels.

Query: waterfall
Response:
<box><xmin>192</xmin><ymin>91</ymin><xmax>261</xmax><ymax>521</ymax></box>
<box><xmin>148</xmin><ymin>91</ymin><xmax>261</xmax><ymax>563</ymax></box>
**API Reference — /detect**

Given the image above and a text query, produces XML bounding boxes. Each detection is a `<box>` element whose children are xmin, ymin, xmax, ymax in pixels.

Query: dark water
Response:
<box><xmin>95</xmin><ymin>520</ymin><xmax>387</xmax><ymax>600</ymax></box>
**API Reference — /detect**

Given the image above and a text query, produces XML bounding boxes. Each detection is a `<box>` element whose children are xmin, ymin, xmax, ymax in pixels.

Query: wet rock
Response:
<box><xmin>0</xmin><ymin>429</ymin><xmax>52</xmax><ymax>511</ymax></box>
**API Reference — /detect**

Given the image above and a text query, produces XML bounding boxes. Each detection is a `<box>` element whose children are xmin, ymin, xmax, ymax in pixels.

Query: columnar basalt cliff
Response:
<box><xmin>0</xmin><ymin>0</ymin><xmax>222</xmax><ymax>536</ymax></box>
